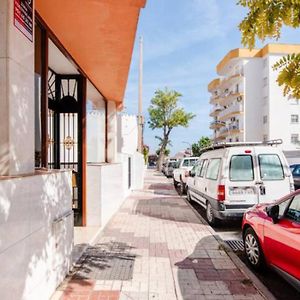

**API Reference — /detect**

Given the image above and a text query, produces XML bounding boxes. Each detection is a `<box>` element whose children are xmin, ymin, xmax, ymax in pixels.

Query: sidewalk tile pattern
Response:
<box><xmin>52</xmin><ymin>170</ymin><xmax>266</xmax><ymax>300</ymax></box>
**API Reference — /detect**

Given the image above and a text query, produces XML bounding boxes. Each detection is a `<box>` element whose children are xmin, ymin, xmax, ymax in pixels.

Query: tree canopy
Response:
<box><xmin>148</xmin><ymin>88</ymin><xmax>195</xmax><ymax>169</ymax></box>
<box><xmin>238</xmin><ymin>0</ymin><xmax>300</xmax><ymax>99</ymax></box>
<box><xmin>192</xmin><ymin>137</ymin><xmax>212</xmax><ymax>157</ymax></box>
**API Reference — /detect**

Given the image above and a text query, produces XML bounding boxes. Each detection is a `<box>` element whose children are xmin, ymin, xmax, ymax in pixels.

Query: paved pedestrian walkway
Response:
<box><xmin>52</xmin><ymin>169</ymin><xmax>268</xmax><ymax>300</ymax></box>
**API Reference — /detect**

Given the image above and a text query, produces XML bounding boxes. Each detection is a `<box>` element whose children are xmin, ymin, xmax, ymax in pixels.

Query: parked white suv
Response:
<box><xmin>173</xmin><ymin>157</ymin><xmax>198</xmax><ymax>194</ymax></box>
<box><xmin>186</xmin><ymin>142</ymin><xmax>294</xmax><ymax>226</ymax></box>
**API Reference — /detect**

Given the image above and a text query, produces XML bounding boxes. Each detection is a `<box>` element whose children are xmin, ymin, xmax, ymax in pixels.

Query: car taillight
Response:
<box><xmin>290</xmin><ymin>183</ymin><xmax>295</xmax><ymax>193</ymax></box>
<box><xmin>217</xmin><ymin>185</ymin><xmax>225</xmax><ymax>201</ymax></box>
<box><xmin>185</xmin><ymin>170</ymin><xmax>189</xmax><ymax>177</ymax></box>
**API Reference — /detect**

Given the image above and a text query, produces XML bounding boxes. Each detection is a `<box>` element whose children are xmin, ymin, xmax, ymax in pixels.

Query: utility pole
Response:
<box><xmin>137</xmin><ymin>36</ymin><xmax>144</xmax><ymax>153</ymax></box>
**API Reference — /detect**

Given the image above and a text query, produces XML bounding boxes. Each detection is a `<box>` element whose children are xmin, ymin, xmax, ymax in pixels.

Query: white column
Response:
<box><xmin>0</xmin><ymin>0</ymin><xmax>34</xmax><ymax>175</ymax></box>
<box><xmin>107</xmin><ymin>101</ymin><xmax>118</xmax><ymax>163</ymax></box>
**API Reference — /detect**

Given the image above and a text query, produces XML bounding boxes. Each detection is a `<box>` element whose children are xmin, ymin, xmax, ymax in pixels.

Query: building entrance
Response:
<box><xmin>48</xmin><ymin>69</ymin><xmax>85</xmax><ymax>225</ymax></box>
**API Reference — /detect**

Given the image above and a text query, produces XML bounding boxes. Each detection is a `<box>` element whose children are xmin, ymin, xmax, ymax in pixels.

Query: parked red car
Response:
<box><xmin>242</xmin><ymin>190</ymin><xmax>300</xmax><ymax>292</ymax></box>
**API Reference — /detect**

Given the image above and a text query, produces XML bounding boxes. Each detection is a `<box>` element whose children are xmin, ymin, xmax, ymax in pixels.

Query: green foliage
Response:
<box><xmin>238</xmin><ymin>0</ymin><xmax>300</xmax><ymax>49</ymax></box>
<box><xmin>191</xmin><ymin>137</ymin><xmax>212</xmax><ymax>157</ymax></box>
<box><xmin>148</xmin><ymin>89</ymin><xmax>195</xmax><ymax>130</ymax></box>
<box><xmin>273</xmin><ymin>53</ymin><xmax>300</xmax><ymax>99</ymax></box>
<box><xmin>238</xmin><ymin>0</ymin><xmax>300</xmax><ymax>99</ymax></box>
<box><xmin>148</xmin><ymin>88</ymin><xmax>195</xmax><ymax>169</ymax></box>
<box><xmin>143</xmin><ymin>145</ymin><xmax>149</xmax><ymax>164</ymax></box>
<box><xmin>156</xmin><ymin>148</ymin><xmax>170</xmax><ymax>156</ymax></box>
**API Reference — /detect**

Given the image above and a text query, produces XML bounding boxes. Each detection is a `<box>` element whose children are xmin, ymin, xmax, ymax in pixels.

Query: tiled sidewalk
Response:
<box><xmin>52</xmin><ymin>169</ymin><xmax>267</xmax><ymax>300</ymax></box>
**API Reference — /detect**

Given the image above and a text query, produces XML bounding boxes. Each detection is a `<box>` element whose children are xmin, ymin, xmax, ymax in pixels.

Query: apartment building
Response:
<box><xmin>208</xmin><ymin>44</ymin><xmax>300</xmax><ymax>157</ymax></box>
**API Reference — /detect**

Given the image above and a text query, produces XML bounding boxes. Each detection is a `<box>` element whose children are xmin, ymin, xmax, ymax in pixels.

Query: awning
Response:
<box><xmin>36</xmin><ymin>0</ymin><xmax>146</xmax><ymax>105</ymax></box>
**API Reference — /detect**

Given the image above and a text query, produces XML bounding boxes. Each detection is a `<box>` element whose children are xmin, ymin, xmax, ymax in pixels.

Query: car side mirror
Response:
<box><xmin>189</xmin><ymin>170</ymin><xmax>196</xmax><ymax>177</ymax></box>
<box><xmin>266</xmin><ymin>205</ymin><xmax>279</xmax><ymax>224</ymax></box>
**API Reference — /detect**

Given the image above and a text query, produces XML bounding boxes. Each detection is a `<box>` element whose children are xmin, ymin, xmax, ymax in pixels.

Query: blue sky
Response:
<box><xmin>124</xmin><ymin>0</ymin><xmax>300</xmax><ymax>156</ymax></box>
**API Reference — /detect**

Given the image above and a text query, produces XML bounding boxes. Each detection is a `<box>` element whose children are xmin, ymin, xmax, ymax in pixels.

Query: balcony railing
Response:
<box><xmin>218</xmin><ymin>123</ymin><xmax>242</xmax><ymax>135</ymax></box>
<box><xmin>220</xmin><ymin>74</ymin><xmax>244</xmax><ymax>90</ymax></box>
<box><xmin>209</xmin><ymin>94</ymin><xmax>220</xmax><ymax>104</ymax></box>
<box><xmin>209</xmin><ymin>105</ymin><xmax>223</xmax><ymax>117</ymax></box>
<box><xmin>210</xmin><ymin>120</ymin><xmax>225</xmax><ymax>129</ymax></box>
<box><xmin>219</xmin><ymin>103</ymin><xmax>244</xmax><ymax>120</ymax></box>
<box><xmin>219</xmin><ymin>92</ymin><xmax>244</xmax><ymax>107</ymax></box>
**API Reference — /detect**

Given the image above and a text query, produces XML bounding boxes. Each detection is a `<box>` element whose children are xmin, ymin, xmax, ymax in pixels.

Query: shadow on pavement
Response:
<box><xmin>175</xmin><ymin>236</ymin><xmax>258</xmax><ymax>299</ymax></box>
<box><xmin>133</xmin><ymin>197</ymin><xmax>201</xmax><ymax>224</ymax></box>
<box><xmin>72</xmin><ymin>241</ymin><xmax>137</xmax><ymax>281</ymax></box>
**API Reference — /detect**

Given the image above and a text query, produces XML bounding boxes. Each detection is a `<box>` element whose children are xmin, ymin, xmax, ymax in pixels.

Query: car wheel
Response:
<box><xmin>243</xmin><ymin>227</ymin><xmax>264</xmax><ymax>270</ymax></box>
<box><xmin>186</xmin><ymin>188</ymin><xmax>192</xmax><ymax>202</ymax></box>
<box><xmin>173</xmin><ymin>178</ymin><xmax>178</xmax><ymax>187</ymax></box>
<box><xmin>206</xmin><ymin>202</ymin><xmax>218</xmax><ymax>226</ymax></box>
<box><xmin>180</xmin><ymin>180</ymin><xmax>186</xmax><ymax>195</ymax></box>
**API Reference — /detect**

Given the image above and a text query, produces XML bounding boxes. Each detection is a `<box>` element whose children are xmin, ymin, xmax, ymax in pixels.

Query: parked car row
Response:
<box><xmin>173</xmin><ymin>141</ymin><xmax>299</xmax><ymax>293</ymax></box>
<box><xmin>185</xmin><ymin>144</ymin><xmax>294</xmax><ymax>226</ymax></box>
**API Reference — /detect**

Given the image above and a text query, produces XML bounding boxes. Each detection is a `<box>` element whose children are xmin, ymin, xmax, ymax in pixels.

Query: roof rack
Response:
<box><xmin>199</xmin><ymin>139</ymin><xmax>283</xmax><ymax>154</ymax></box>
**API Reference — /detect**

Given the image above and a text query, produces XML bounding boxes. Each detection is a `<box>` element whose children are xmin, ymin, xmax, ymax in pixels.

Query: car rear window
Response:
<box><xmin>230</xmin><ymin>155</ymin><xmax>254</xmax><ymax>181</ymax></box>
<box><xmin>183</xmin><ymin>159</ymin><xmax>197</xmax><ymax>167</ymax></box>
<box><xmin>258</xmin><ymin>154</ymin><xmax>284</xmax><ymax>180</ymax></box>
<box><xmin>206</xmin><ymin>159</ymin><xmax>221</xmax><ymax>180</ymax></box>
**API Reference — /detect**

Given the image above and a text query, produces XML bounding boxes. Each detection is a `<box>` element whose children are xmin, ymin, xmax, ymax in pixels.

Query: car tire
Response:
<box><xmin>243</xmin><ymin>227</ymin><xmax>264</xmax><ymax>270</ymax></box>
<box><xmin>173</xmin><ymin>178</ymin><xmax>178</xmax><ymax>187</ymax></box>
<box><xmin>186</xmin><ymin>188</ymin><xmax>192</xmax><ymax>202</ymax></box>
<box><xmin>206</xmin><ymin>202</ymin><xmax>219</xmax><ymax>226</ymax></box>
<box><xmin>180</xmin><ymin>180</ymin><xmax>186</xmax><ymax>195</ymax></box>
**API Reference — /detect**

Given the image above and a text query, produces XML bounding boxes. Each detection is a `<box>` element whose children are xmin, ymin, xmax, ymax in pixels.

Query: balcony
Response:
<box><xmin>219</xmin><ymin>103</ymin><xmax>244</xmax><ymax>121</ymax></box>
<box><xmin>220</xmin><ymin>73</ymin><xmax>244</xmax><ymax>90</ymax></box>
<box><xmin>219</xmin><ymin>92</ymin><xmax>244</xmax><ymax>107</ymax></box>
<box><xmin>209</xmin><ymin>105</ymin><xmax>223</xmax><ymax>117</ymax></box>
<box><xmin>218</xmin><ymin>123</ymin><xmax>243</xmax><ymax>137</ymax></box>
<box><xmin>209</xmin><ymin>94</ymin><xmax>220</xmax><ymax>105</ymax></box>
<box><xmin>210</xmin><ymin>120</ymin><xmax>225</xmax><ymax>129</ymax></box>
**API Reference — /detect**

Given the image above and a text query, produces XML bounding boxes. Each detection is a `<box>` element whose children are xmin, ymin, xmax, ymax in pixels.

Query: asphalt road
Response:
<box><xmin>171</xmin><ymin>182</ymin><xmax>300</xmax><ymax>300</ymax></box>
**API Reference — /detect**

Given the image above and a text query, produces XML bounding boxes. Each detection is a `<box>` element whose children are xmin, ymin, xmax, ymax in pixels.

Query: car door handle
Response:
<box><xmin>205</xmin><ymin>187</ymin><xmax>207</xmax><ymax>192</ymax></box>
<box><xmin>255</xmin><ymin>181</ymin><xmax>263</xmax><ymax>185</ymax></box>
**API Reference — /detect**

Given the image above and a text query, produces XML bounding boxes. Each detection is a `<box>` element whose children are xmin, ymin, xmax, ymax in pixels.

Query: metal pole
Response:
<box><xmin>138</xmin><ymin>36</ymin><xmax>143</xmax><ymax>153</ymax></box>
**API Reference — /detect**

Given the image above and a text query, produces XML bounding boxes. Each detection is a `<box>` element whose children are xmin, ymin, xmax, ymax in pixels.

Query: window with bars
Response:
<box><xmin>291</xmin><ymin>114</ymin><xmax>299</xmax><ymax>124</ymax></box>
<box><xmin>291</xmin><ymin>134</ymin><xmax>299</xmax><ymax>144</ymax></box>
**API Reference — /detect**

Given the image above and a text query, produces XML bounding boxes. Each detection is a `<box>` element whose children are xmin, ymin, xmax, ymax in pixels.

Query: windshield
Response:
<box><xmin>168</xmin><ymin>162</ymin><xmax>177</xmax><ymax>167</ymax></box>
<box><xmin>182</xmin><ymin>159</ymin><xmax>197</xmax><ymax>167</ymax></box>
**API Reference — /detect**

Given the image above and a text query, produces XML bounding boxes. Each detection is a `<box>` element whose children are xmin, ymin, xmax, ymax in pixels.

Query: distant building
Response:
<box><xmin>208</xmin><ymin>44</ymin><xmax>300</xmax><ymax>160</ymax></box>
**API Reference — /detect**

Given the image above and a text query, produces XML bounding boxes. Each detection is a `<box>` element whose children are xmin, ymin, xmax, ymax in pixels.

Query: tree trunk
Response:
<box><xmin>157</xmin><ymin>138</ymin><xmax>168</xmax><ymax>171</ymax></box>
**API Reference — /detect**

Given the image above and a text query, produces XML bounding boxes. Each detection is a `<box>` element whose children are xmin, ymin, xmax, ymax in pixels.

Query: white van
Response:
<box><xmin>186</xmin><ymin>142</ymin><xmax>294</xmax><ymax>226</ymax></box>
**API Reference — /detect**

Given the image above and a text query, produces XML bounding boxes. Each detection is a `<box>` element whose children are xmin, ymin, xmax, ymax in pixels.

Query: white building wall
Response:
<box><xmin>87</xmin><ymin>111</ymin><xmax>106</xmax><ymax>163</ymax></box>
<box><xmin>0</xmin><ymin>0</ymin><xmax>34</xmax><ymax>175</ymax></box>
<box><xmin>0</xmin><ymin>171</ymin><xmax>73</xmax><ymax>300</ymax></box>
<box><xmin>267</xmin><ymin>54</ymin><xmax>300</xmax><ymax>151</ymax></box>
<box><xmin>211</xmin><ymin>47</ymin><xmax>300</xmax><ymax>155</ymax></box>
<box><xmin>244</xmin><ymin>58</ymin><xmax>264</xmax><ymax>142</ymax></box>
<box><xmin>86</xmin><ymin>113</ymin><xmax>145</xmax><ymax>228</ymax></box>
<box><xmin>117</xmin><ymin>114</ymin><xmax>139</xmax><ymax>155</ymax></box>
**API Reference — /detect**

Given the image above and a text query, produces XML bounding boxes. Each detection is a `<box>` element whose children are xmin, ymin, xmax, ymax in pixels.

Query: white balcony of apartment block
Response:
<box><xmin>210</xmin><ymin>120</ymin><xmax>226</xmax><ymax>130</ymax></box>
<box><xmin>209</xmin><ymin>94</ymin><xmax>221</xmax><ymax>105</ymax></box>
<box><xmin>209</xmin><ymin>105</ymin><xmax>223</xmax><ymax>117</ymax></box>
<box><xmin>218</xmin><ymin>91</ymin><xmax>244</xmax><ymax>107</ymax></box>
<box><xmin>218</xmin><ymin>123</ymin><xmax>243</xmax><ymax>137</ymax></box>
<box><xmin>219</xmin><ymin>73</ymin><xmax>244</xmax><ymax>90</ymax></box>
<box><xmin>218</xmin><ymin>102</ymin><xmax>244</xmax><ymax>121</ymax></box>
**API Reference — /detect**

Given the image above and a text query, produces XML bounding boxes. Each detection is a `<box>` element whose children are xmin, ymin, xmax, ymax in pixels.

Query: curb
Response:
<box><xmin>184</xmin><ymin>196</ymin><xmax>276</xmax><ymax>300</ymax></box>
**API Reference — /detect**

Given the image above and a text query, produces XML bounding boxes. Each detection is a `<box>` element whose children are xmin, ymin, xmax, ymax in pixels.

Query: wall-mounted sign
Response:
<box><xmin>14</xmin><ymin>0</ymin><xmax>33</xmax><ymax>42</ymax></box>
